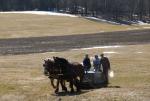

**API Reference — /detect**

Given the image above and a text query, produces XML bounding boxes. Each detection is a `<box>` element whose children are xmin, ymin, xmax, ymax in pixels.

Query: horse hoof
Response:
<box><xmin>55</xmin><ymin>89</ymin><xmax>59</xmax><ymax>94</ymax></box>
<box><xmin>77</xmin><ymin>89</ymin><xmax>81</xmax><ymax>93</ymax></box>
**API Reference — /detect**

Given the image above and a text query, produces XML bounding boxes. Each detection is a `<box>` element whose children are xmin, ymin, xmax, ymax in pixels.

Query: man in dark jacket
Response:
<box><xmin>100</xmin><ymin>54</ymin><xmax>111</xmax><ymax>84</ymax></box>
<box><xmin>83</xmin><ymin>54</ymin><xmax>91</xmax><ymax>73</ymax></box>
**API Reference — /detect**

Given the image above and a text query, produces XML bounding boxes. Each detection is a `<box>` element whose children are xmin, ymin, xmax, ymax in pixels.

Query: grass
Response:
<box><xmin>0</xmin><ymin>44</ymin><xmax>150</xmax><ymax>101</ymax></box>
<box><xmin>0</xmin><ymin>13</ymin><xmax>149</xmax><ymax>39</ymax></box>
<box><xmin>0</xmin><ymin>84</ymin><xmax>18</xmax><ymax>95</ymax></box>
<box><xmin>1</xmin><ymin>12</ymin><xmax>149</xmax><ymax>101</ymax></box>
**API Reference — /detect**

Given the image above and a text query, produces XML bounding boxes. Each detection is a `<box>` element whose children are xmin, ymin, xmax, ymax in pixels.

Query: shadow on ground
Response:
<box><xmin>51</xmin><ymin>90</ymin><xmax>89</xmax><ymax>96</ymax></box>
<box><xmin>51</xmin><ymin>83</ymin><xmax>121</xmax><ymax>96</ymax></box>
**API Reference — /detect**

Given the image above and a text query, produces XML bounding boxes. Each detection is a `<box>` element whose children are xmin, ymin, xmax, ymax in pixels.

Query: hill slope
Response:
<box><xmin>0</xmin><ymin>11</ymin><xmax>149</xmax><ymax>39</ymax></box>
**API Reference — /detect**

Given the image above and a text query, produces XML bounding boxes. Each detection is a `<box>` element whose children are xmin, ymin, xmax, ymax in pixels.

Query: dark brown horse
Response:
<box><xmin>43</xmin><ymin>57</ymin><xmax>84</xmax><ymax>93</ymax></box>
<box><xmin>53</xmin><ymin>57</ymin><xmax>84</xmax><ymax>92</ymax></box>
<box><xmin>43</xmin><ymin>59</ymin><xmax>67</xmax><ymax>93</ymax></box>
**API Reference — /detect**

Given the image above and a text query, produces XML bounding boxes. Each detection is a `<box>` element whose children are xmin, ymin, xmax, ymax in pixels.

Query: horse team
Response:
<box><xmin>43</xmin><ymin>57</ymin><xmax>84</xmax><ymax>93</ymax></box>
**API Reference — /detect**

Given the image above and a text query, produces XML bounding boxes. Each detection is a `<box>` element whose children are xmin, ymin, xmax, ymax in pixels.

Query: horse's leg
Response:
<box><xmin>69</xmin><ymin>79</ymin><xmax>74</xmax><ymax>93</ymax></box>
<box><xmin>80</xmin><ymin>74</ymin><xmax>84</xmax><ymax>83</ymax></box>
<box><xmin>60</xmin><ymin>79</ymin><xmax>67</xmax><ymax>92</ymax></box>
<box><xmin>63</xmin><ymin>80</ymin><xmax>65</xmax><ymax>86</ymax></box>
<box><xmin>50</xmin><ymin>78</ymin><xmax>56</xmax><ymax>88</ymax></box>
<box><xmin>55</xmin><ymin>79</ymin><xmax>60</xmax><ymax>93</ymax></box>
<box><xmin>80</xmin><ymin>70</ymin><xmax>85</xmax><ymax>84</ymax></box>
<box><xmin>73</xmin><ymin>78</ymin><xmax>81</xmax><ymax>92</ymax></box>
<box><xmin>79</xmin><ymin>67</ymin><xmax>85</xmax><ymax>83</ymax></box>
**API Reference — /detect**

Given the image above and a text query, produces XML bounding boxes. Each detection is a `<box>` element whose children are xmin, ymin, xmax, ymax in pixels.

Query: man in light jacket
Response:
<box><xmin>93</xmin><ymin>55</ymin><xmax>101</xmax><ymax>72</ymax></box>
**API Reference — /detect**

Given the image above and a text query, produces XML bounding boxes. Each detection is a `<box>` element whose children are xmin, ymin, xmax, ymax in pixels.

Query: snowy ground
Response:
<box><xmin>1</xmin><ymin>11</ymin><xmax>149</xmax><ymax>26</ymax></box>
<box><xmin>0</xmin><ymin>11</ymin><xmax>150</xmax><ymax>39</ymax></box>
<box><xmin>0</xmin><ymin>11</ymin><xmax>77</xmax><ymax>17</ymax></box>
<box><xmin>86</xmin><ymin>16</ymin><xmax>150</xmax><ymax>26</ymax></box>
<box><xmin>86</xmin><ymin>17</ymin><xmax>123</xmax><ymax>25</ymax></box>
<box><xmin>71</xmin><ymin>45</ymin><xmax>122</xmax><ymax>51</ymax></box>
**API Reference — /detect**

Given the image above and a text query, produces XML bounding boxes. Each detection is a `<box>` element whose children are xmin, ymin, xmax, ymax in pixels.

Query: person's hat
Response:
<box><xmin>85</xmin><ymin>54</ymin><xmax>89</xmax><ymax>57</ymax></box>
<box><xmin>95</xmin><ymin>55</ymin><xmax>98</xmax><ymax>58</ymax></box>
<box><xmin>100</xmin><ymin>53</ymin><xmax>104</xmax><ymax>56</ymax></box>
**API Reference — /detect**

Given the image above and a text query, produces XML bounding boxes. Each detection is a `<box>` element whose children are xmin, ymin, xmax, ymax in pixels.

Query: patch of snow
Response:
<box><xmin>143</xmin><ymin>27</ymin><xmax>150</xmax><ymax>29</ymax></box>
<box><xmin>125</xmin><ymin>20</ymin><xmax>150</xmax><ymax>25</ymax></box>
<box><xmin>103</xmin><ymin>51</ymin><xmax>118</xmax><ymax>54</ymax></box>
<box><xmin>71</xmin><ymin>45</ymin><xmax>122</xmax><ymax>51</ymax></box>
<box><xmin>41</xmin><ymin>52</ymin><xmax>58</xmax><ymax>55</ymax></box>
<box><xmin>137</xmin><ymin>21</ymin><xmax>150</xmax><ymax>25</ymax></box>
<box><xmin>0</xmin><ymin>11</ymin><xmax>77</xmax><ymax>17</ymax></box>
<box><xmin>137</xmin><ymin>52</ymin><xmax>143</xmax><ymax>54</ymax></box>
<box><xmin>86</xmin><ymin>17</ymin><xmax>106</xmax><ymax>21</ymax></box>
<box><xmin>86</xmin><ymin>17</ymin><xmax>123</xmax><ymax>25</ymax></box>
<box><xmin>86</xmin><ymin>17</ymin><xmax>150</xmax><ymax>26</ymax></box>
<box><xmin>127</xmin><ymin>27</ymin><xmax>139</xmax><ymax>30</ymax></box>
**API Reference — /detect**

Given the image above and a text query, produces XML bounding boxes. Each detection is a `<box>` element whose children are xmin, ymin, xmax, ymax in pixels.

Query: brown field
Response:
<box><xmin>0</xmin><ymin>44</ymin><xmax>150</xmax><ymax>101</ymax></box>
<box><xmin>0</xmin><ymin>13</ymin><xmax>150</xmax><ymax>101</ymax></box>
<box><xmin>0</xmin><ymin>13</ymin><xmax>149</xmax><ymax>39</ymax></box>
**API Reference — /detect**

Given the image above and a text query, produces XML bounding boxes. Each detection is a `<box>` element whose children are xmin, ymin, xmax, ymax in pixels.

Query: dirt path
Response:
<box><xmin>0</xmin><ymin>29</ymin><xmax>150</xmax><ymax>55</ymax></box>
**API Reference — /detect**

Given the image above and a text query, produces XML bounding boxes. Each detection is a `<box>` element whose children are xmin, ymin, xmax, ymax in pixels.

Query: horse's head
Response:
<box><xmin>43</xmin><ymin>59</ymin><xmax>54</xmax><ymax>76</ymax></box>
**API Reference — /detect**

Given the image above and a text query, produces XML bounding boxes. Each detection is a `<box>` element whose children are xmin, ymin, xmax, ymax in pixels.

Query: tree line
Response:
<box><xmin>0</xmin><ymin>0</ymin><xmax>150</xmax><ymax>21</ymax></box>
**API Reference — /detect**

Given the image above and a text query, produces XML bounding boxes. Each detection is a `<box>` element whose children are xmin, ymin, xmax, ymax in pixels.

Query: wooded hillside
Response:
<box><xmin>0</xmin><ymin>0</ymin><xmax>150</xmax><ymax>21</ymax></box>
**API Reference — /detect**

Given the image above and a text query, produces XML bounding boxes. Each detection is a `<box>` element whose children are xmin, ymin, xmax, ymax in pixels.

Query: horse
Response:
<box><xmin>53</xmin><ymin>57</ymin><xmax>84</xmax><ymax>92</ymax></box>
<box><xmin>43</xmin><ymin>59</ymin><xmax>67</xmax><ymax>93</ymax></box>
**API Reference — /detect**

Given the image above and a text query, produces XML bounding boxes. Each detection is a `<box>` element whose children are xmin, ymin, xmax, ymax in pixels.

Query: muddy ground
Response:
<box><xmin>0</xmin><ymin>29</ymin><xmax>150</xmax><ymax>55</ymax></box>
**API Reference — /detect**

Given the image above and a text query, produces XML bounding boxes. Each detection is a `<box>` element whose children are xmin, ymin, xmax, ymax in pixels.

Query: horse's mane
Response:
<box><xmin>54</xmin><ymin>57</ymin><xmax>69</xmax><ymax>64</ymax></box>
<box><xmin>53</xmin><ymin>57</ymin><xmax>70</xmax><ymax>74</ymax></box>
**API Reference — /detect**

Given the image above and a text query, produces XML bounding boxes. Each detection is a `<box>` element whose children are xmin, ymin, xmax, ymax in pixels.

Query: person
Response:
<box><xmin>100</xmin><ymin>53</ymin><xmax>111</xmax><ymax>84</ymax></box>
<box><xmin>93</xmin><ymin>55</ymin><xmax>101</xmax><ymax>72</ymax></box>
<box><xmin>83</xmin><ymin>54</ymin><xmax>91</xmax><ymax>73</ymax></box>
